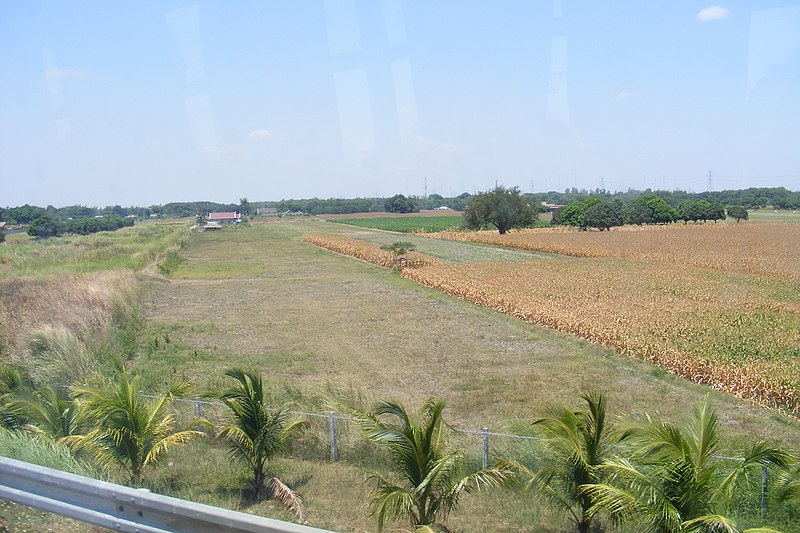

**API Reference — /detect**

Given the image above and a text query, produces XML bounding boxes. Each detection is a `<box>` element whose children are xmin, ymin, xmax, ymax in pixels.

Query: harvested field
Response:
<box><xmin>429</xmin><ymin>223</ymin><xmax>800</xmax><ymax>280</ymax></box>
<box><xmin>403</xmin><ymin>259</ymin><xmax>800</xmax><ymax>412</ymax></box>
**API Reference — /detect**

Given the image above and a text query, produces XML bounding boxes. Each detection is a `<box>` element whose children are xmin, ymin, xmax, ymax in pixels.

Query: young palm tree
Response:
<box><xmin>500</xmin><ymin>391</ymin><xmax>613</xmax><ymax>533</ymax></box>
<box><xmin>64</xmin><ymin>372</ymin><xmax>204</xmax><ymax>485</ymax></box>
<box><xmin>361</xmin><ymin>397</ymin><xmax>509</xmax><ymax>532</ymax></box>
<box><xmin>11</xmin><ymin>385</ymin><xmax>83</xmax><ymax>440</ymax></box>
<box><xmin>0</xmin><ymin>365</ymin><xmax>26</xmax><ymax>430</ymax></box>
<box><xmin>218</xmin><ymin>368</ymin><xmax>306</xmax><ymax>519</ymax></box>
<box><xmin>583</xmin><ymin>395</ymin><xmax>790</xmax><ymax>533</ymax></box>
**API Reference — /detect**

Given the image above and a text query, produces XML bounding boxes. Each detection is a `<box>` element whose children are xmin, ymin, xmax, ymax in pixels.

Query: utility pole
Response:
<box><xmin>707</xmin><ymin>170</ymin><xmax>713</xmax><ymax>192</ymax></box>
<box><xmin>423</xmin><ymin>177</ymin><xmax>427</xmax><ymax>199</ymax></box>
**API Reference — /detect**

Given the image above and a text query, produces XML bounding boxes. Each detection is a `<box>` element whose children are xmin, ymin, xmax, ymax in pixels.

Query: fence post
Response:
<box><xmin>194</xmin><ymin>397</ymin><xmax>202</xmax><ymax>417</ymax></box>
<box><xmin>761</xmin><ymin>465</ymin><xmax>768</xmax><ymax>514</ymax></box>
<box><xmin>482</xmin><ymin>427</ymin><xmax>489</xmax><ymax>469</ymax></box>
<box><xmin>328</xmin><ymin>411</ymin><xmax>338</xmax><ymax>462</ymax></box>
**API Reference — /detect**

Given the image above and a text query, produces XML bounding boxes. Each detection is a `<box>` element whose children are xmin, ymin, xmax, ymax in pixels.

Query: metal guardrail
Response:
<box><xmin>0</xmin><ymin>456</ymin><xmax>332</xmax><ymax>533</ymax></box>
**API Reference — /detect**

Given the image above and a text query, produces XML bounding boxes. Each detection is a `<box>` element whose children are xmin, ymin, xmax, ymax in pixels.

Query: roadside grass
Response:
<box><xmin>0</xmin><ymin>222</ymin><xmax>187</xmax><ymax>368</ymax></box>
<box><xmin>0</xmin><ymin>222</ymin><xmax>189</xmax><ymax>278</ymax></box>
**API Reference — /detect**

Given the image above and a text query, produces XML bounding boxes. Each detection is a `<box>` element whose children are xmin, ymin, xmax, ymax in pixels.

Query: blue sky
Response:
<box><xmin>1</xmin><ymin>1</ymin><xmax>798</xmax><ymax>207</ymax></box>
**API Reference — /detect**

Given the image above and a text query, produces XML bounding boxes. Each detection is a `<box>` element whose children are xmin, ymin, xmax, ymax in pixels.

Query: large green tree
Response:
<box><xmin>218</xmin><ymin>368</ymin><xmax>306</xmax><ymax>519</ymax></box>
<box><xmin>585</xmin><ymin>201</ymin><xmax>625</xmax><ymax>231</ymax></box>
<box><xmin>361</xmin><ymin>398</ymin><xmax>509</xmax><ymax>531</ymax></box>
<box><xmin>384</xmin><ymin>194</ymin><xmax>418</xmax><ymax>214</ymax></box>
<box><xmin>464</xmin><ymin>186</ymin><xmax>537</xmax><ymax>234</ymax></box>
<box><xmin>584</xmin><ymin>396</ymin><xmax>790</xmax><ymax>533</ymax></box>
<box><xmin>501</xmin><ymin>392</ymin><xmax>614</xmax><ymax>533</ymax></box>
<box><xmin>65</xmin><ymin>373</ymin><xmax>203</xmax><ymax>485</ymax></box>
<box><xmin>727</xmin><ymin>205</ymin><xmax>749</xmax><ymax>223</ymax></box>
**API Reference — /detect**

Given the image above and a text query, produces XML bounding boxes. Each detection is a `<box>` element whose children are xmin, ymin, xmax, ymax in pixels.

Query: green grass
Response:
<box><xmin>748</xmin><ymin>209</ymin><xmax>800</xmax><ymax>223</ymax></box>
<box><xmin>0</xmin><ymin>222</ymin><xmax>189</xmax><ymax>278</ymax></box>
<box><xmin>332</xmin><ymin>214</ymin><xmax>464</xmax><ymax>232</ymax></box>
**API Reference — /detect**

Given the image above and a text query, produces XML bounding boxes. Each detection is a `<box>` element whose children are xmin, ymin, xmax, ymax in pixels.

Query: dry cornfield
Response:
<box><xmin>303</xmin><ymin>234</ymin><xmax>443</xmax><ymax>270</ymax></box>
<box><xmin>429</xmin><ymin>223</ymin><xmax>800</xmax><ymax>281</ymax></box>
<box><xmin>403</xmin><ymin>257</ymin><xmax>800</xmax><ymax>413</ymax></box>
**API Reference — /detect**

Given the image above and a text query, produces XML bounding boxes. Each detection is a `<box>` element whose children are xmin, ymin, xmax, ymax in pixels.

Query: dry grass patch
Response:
<box><xmin>0</xmin><ymin>270</ymin><xmax>140</xmax><ymax>359</ymax></box>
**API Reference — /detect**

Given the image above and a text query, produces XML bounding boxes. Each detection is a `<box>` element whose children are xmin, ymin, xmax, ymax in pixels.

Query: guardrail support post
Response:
<box><xmin>328</xmin><ymin>411</ymin><xmax>338</xmax><ymax>462</ymax></box>
<box><xmin>482</xmin><ymin>427</ymin><xmax>489</xmax><ymax>469</ymax></box>
<box><xmin>761</xmin><ymin>465</ymin><xmax>768</xmax><ymax>514</ymax></box>
<box><xmin>194</xmin><ymin>397</ymin><xmax>202</xmax><ymax>417</ymax></box>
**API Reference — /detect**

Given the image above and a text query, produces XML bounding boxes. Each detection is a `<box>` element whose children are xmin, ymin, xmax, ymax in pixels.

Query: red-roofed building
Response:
<box><xmin>207</xmin><ymin>211</ymin><xmax>241</xmax><ymax>224</ymax></box>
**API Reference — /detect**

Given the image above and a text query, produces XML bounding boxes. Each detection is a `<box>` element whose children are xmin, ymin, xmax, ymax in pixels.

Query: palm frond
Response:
<box><xmin>268</xmin><ymin>477</ymin><xmax>305</xmax><ymax>522</ymax></box>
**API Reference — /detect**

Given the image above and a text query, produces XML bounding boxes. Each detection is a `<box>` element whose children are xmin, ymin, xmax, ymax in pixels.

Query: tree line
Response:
<box><xmin>539</xmin><ymin>186</ymin><xmax>800</xmax><ymax>210</ymax></box>
<box><xmin>553</xmin><ymin>195</ymin><xmax>746</xmax><ymax>231</ymax></box>
<box><xmin>27</xmin><ymin>214</ymin><xmax>135</xmax><ymax>238</ymax></box>
<box><xmin>1</xmin><ymin>186</ymin><xmax>795</xmax><ymax>225</ymax></box>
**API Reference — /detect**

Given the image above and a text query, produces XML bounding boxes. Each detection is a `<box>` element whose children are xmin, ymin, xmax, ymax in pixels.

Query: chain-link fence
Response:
<box><xmin>135</xmin><ymin>393</ymin><xmax>772</xmax><ymax>514</ymax></box>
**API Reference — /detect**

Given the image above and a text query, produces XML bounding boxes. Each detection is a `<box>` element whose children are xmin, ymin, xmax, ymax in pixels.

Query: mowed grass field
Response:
<box><xmin>136</xmin><ymin>219</ymin><xmax>800</xmax><ymax>531</ymax></box>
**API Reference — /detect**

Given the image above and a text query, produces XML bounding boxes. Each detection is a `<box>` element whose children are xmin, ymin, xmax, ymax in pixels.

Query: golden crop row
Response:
<box><xmin>402</xmin><ymin>259</ymin><xmax>800</xmax><ymax>413</ymax></box>
<box><xmin>428</xmin><ymin>223</ymin><xmax>799</xmax><ymax>281</ymax></box>
<box><xmin>303</xmin><ymin>234</ymin><xmax>443</xmax><ymax>270</ymax></box>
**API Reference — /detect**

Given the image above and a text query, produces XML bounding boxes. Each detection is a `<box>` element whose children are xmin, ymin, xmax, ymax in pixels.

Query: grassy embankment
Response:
<box><xmin>131</xmin><ymin>219</ymin><xmax>800</xmax><ymax>532</ymax></box>
<box><xmin>0</xmin><ymin>221</ymin><xmax>190</xmax><ymax>528</ymax></box>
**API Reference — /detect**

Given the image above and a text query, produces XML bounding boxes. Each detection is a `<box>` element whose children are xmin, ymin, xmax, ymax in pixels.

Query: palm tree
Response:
<box><xmin>64</xmin><ymin>372</ymin><xmax>204</xmax><ymax>485</ymax></box>
<box><xmin>11</xmin><ymin>385</ymin><xmax>83</xmax><ymax>440</ymax></box>
<box><xmin>584</xmin><ymin>395</ymin><xmax>790</xmax><ymax>533</ymax></box>
<box><xmin>0</xmin><ymin>365</ymin><xmax>26</xmax><ymax>430</ymax></box>
<box><xmin>218</xmin><ymin>368</ymin><xmax>306</xmax><ymax>520</ymax></box>
<box><xmin>360</xmin><ymin>398</ymin><xmax>509</xmax><ymax>532</ymax></box>
<box><xmin>500</xmin><ymin>391</ymin><xmax>613</xmax><ymax>533</ymax></box>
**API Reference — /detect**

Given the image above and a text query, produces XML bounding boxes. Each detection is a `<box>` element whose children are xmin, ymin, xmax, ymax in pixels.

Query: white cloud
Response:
<box><xmin>248</xmin><ymin>129</ymin><xmax>272</xmax><ymax>140</ymax></box>
<box><xmin>615</xmin><ymin>91</ymin><xmax>633</xmax><ymax>100</ymax></box>
<box><xmin>697</xmin><ymin>6</ymin><xmax>730</xmax><ymax>21</ymax></box>
<box><xmin>44</xmin><ymin>68</ymin><xmax>86</xmax><ymax>79</ymax></box>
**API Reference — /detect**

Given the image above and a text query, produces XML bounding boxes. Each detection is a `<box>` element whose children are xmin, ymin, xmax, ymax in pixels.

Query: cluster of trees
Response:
<box><xmin>27</xmin><ymin>214</ymin><xmax>134</xmax><ymax>238</ymax></box>
<box><xmin>1</xmin><ymin>364</ymin><xmax>799</xmax><ymax>532</ymax></box>
<box><xmin>539</xmin><ymin>186</ymin><xmax>800</xmax><ymax>210</ymax></box>
<box><xmin>553</xmin><ymin>194</ymin><xmax>739</xmax><ymax>230</ymax></box>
